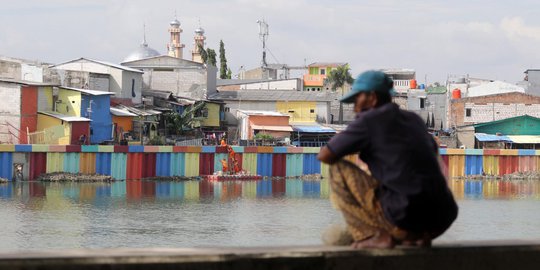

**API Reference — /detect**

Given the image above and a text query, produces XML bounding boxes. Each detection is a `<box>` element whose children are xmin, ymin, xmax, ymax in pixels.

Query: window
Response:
<box><xmin>420</xmin><ymin>98</ymin><xmax>425</xmax><ymax>109</ymax></box>
<box><xmin>288</xmin><ymin>110</ymin><xmax>295</xmax><ymax>113</ymax></box>
<box><xmin>224</xmin><ymin>107</ymin><xmax>230</xmax><ymax>112</ymax></box>
<box><xmin>320</xmin><ymin>69</ymin><xmax>326</xmax><ymax>75</ymax></box>
<box><xmin>465</xmin><ymin>108</ymin><xmax>472</xmax><ymax>117</ymax></box>
<box><xmin>310</xmin><ymin>109</ymin><xmax>315</xmax><ymax>113</ymax></box>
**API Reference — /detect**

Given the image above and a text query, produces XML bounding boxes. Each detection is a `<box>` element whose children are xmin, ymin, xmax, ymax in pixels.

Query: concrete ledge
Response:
<box><xmin>1</xmin><ymin>242</ymin><xmax>540</xmax><ymax>270</ymax></box>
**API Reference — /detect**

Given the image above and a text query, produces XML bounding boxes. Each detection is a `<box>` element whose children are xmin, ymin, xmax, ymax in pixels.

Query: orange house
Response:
<box><xmin>237</xmin><ymin>110</ymin><xmax>293</xmax><ymax>140</ymax></box>
<box><xmin>110</xmin><ymin>107</ymin><xmax>137</xmax><ymax>141</ymax></box>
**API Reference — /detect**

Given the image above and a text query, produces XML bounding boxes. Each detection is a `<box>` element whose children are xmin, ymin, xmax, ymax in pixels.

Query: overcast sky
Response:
<box><xmin>1</xmin><ymin>0</ymin><xmax>540</xmax><ymax>84</ymax></box>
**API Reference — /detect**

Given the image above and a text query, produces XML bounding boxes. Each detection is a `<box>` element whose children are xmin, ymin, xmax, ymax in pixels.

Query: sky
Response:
<box><xmin>1</xmin><ymin>0</ymin><xmax>540</xmax><ymax>84</ymax></box>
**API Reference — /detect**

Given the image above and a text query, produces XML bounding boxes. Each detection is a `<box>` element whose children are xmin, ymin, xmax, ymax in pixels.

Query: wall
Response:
<box><xmin>0</xmin><ymin>146</ymin><xmax>537</xmax><ymax>181</ymax></box>
<box><xmin>526</xmin><ymin>70</ymin><xmax>540</xmax><ymax>96</ymax></box>
<box><xmin>36</xmin><ymin>114</ymin><xmax>70</xmax><ymax>145</ymax></box>
<box><xmin>276</xmin><ymin>101</ymin><xmax>317</xmax><ymax>123</ymax></box>
<box><xmin>81</xmin><ymin>94</ymin><xmax>112</xmax><ymax>144</ymax></box>
<box><xmin>112</xmin><ymin>116</ymin><xmax>133</xmax><ymax>134</ymax></box>
<box><xmin>451</xmin><ymin>93</ymin><xmax>540</xmax><ymax>126</ymax></box>
<box><xmin>120</xmin><ymin>70</ymin><xmax>143</xmax><ymax>104</ymax></box>
<box><xmin>201</xmin><ymin>103</ymin><xmax>221</xmax><ymax>128</ymax></box>
<box><xmin>0</xmin><ymin>82</ymin><xmax>22</xmax><ymax>144</ymax></box>
<box><xmin>219</xmin><ymin>79</ymin><xmax>301</xmax><ymax>91</ymax></box>
<box><xmin>37</xmin><ymin>86</ymin><xmax>53</xmax><ymax>112</ymax></box>
<box><xmin>20</xmin><ymin>86</ymin><xmax>39</xmax><ymax>144</ymax></box>
<box><xmin>57</xmin><ymin>89</ymin><xmax>81</xmax><ymax>117</ymax></box>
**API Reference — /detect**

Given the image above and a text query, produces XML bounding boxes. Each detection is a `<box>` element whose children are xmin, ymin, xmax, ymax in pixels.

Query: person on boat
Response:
<box><xmin>220</xmin><ymin>158</ymin><xmax>229</xmax><ymax>174</ymax></box>
<box><xmin>317</xmin><ymin>70</ymin><xmax>458</xmax><ymax>249</ymax></box>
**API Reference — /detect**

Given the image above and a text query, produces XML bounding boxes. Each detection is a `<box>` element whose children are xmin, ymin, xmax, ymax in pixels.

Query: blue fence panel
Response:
<box><xmin>202</xmin><ymin>146</ymin><xmax>216</xmax><ymax>153</ymax></box>
<box><xmin>111</xmin><ymin>153</ymin><xmax>127</xmax><ymax>180</ymax></box>
<box><xmin>465</xmin><ymin>155</ymin><xmax>483</xmax><ymax>175</ymax></box>
<box><xmin>256</xmin><ymin>179</ymin><xmax>272</xmax><ymax>197</ymax></box>
<box><xmin>257</xmin><ymin>153</ymin><xmax>273</xmax><ymax>177</ymax></box>
<box><xmin>303</xmin><ymin>154</ymin><xmax>321</xmax><ymax>175</ymax></box>
<box><xmin>95</xmin><ymin>153</ymin><xmax>112</xmax><ymax>175</ymax></box>
<box><xmin>156</xmin><ymin>153</ymin><xmax>172</xmax><ymax>177</ymax></box>
<box><xmin>0</xmin><ymin>152</ymin><xmax>13</xmax><ymax>180</ymax></box>
<box><xmin>170</xmin><ymin>153</ymin><xmax>185</xmax><ymax>177</ymax></box>
<box><xmin>465</xmin><ymin>181</ymin><xmax>483</xmax><ymax>198</ymax></box>
<box><xmin>14</xmin><ymin>145</ymin><xmax>32</xmax><ymax>152</ymax></box>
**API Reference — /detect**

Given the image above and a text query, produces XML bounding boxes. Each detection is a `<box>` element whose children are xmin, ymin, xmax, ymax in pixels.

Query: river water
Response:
<box><xmin>0</xmin><ymin>179</ymin><xmax>539</xmax><ymax>251</ymax></box>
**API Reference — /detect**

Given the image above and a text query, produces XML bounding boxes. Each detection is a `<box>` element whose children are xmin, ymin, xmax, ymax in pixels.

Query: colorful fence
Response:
<box><xmin>0</xmin><ymin>146</ymin><xmax>539</xmax><ymax>181</ymax></box>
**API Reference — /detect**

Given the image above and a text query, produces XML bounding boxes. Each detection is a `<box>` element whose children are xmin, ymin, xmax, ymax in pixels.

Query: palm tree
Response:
<box><xmin>326</xmin><ymin>64</ymin><xmax>354</xmax><ymax>124</ymax></box>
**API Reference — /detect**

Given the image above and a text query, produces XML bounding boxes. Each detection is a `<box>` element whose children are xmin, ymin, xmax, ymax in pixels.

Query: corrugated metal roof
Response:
<box><xmin>467</xmin><ymin>81</ymin><xmax>525</xmax><ymax>97</ymax></box>
<box><xmin>475</xmin><ymin>133</ymin><xmax>511</xmax><ymax>142</ymax></box>
<box><xmin>61</xmin><ymin>86</ymin><xmax>114</xmax><ymax>96</ymax></box>
<box><xmin>209</xmin><ymin>90</ymin><xmax>335</xmax><ymax>102</ymax></box>
<box><xmin>292</xmin><ymin>124</ymin><xmax>336</xmax><ymax>133</ymax></box>
<box><xmin>507</xmin><ymin>135</ymin><xmax>540</xmax><ymax>144</ymax></box>
<box><xmin>51</xmin><ymin>58</ymin><xmax>144</xmax><ymax>73</ymax></box>
<box><xmin>308</xmin><ymin>62</ymin><xmax>346</xmax><ymax>68</ymax></box>
<box><xmin>0</xmin><ymin>78</ymin><xmax>58</xmax><ymax>86</ymax></box>
<box><xmin>110</xmin><ymin>107</ymin><xmax>137</xmax><ymax>117</ymax></box>
<box><xmin>237</xmin><ymin>110</ymin><xmax>288</xmax><ymax>117</ymax></box>
<box><xmin>38</xmin><ymin>111</ymin><xmax>91</xmax><ymax>122</ymax></box>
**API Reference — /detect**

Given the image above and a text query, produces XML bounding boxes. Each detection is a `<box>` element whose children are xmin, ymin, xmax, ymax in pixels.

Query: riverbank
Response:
<box><xmin>38</xmin><ymin>172</ymin><xmax>116</xmax><ymax>182</ymax></box>
<box><xmin>454</xmin><ymin>171</ymin><xmax>540</xmax><ymax>180</ymax></box>
<box><xmin>1</xmin><ymin>242</ymin><xmax>539</xmax><ymax>270</ymax></box>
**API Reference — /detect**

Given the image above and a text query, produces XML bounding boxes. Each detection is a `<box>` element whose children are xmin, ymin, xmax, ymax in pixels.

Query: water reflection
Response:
<box><xmin>0</xmin><ymin>179</ymin><xmax>330</xmax><ymax>203</ymax></box>
<box><xmin>450</xmin><ymin>179</ymin><xmax>540</xmax><ymax>200</ymax></box>
<box><xmin>1</xmin><ymin>179</ymin><xmax>540</xmax><ymax>203</ymax></box>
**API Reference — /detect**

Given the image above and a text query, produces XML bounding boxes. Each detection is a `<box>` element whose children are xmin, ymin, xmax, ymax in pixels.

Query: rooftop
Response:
<box><xmin>209</xmin><ymin>90</ymin><xmax>335</xmax><ymax>102</ymax></box>
<box><xmin>51</xmin><ymin>58</ymin><xmax>144</xmax><ymax>74</ymax></box>
<box><xmin>38</xmin><ymin>111</ymin><xmax>91</xmax><ymax>122</ymax></box>
<box><xmin>61</xmin><ymin>86</ymin><xmax>115</xmax><ymax>96</ymax></box>
<box><xmin>308</xmin><ymin>62</ymin><xmax>347</xmax><ymax>68</ymax></box>
<box><xmin>237</xmin><ymin>110</ymin><xmax>289</xmax><ymax>117</ymax></box>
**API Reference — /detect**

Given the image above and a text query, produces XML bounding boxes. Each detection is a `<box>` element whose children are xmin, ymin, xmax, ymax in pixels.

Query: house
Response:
<box><xmin>121</xmin><ymin>55</ymin><xmax>216</xmax><ymax>100</ymax></box>
<box><xmin>0</xmin><ymin>55</ymin><xmax>60</xmax><ymax>83</ymax></box>
<box><xmin>50</xmin><ymin>58</ymin><xmax>144</xmax><ymax>105</ymax></box>
<box><xmin>290</xmin><ymin>124</ymin><xmax>336</xmax><ymax>147</ymax></box>
<box><xmin>209</xmin><ymin>90</ymin><xmax>334</xmax><ymax>124</ymax></box>
<box><xmin>381</xmin><ymin>68</ymin><xmax>417</xmax><ymax>94</ymax></box>
<box><xmin>467</xmin><ymin>81</ymin><xmax>525</xmax><ymax>97</ymax></box>
<box><xmin>472</xmin><ymin>115</ymin><xmax>540</xmax><ymax>149</ymax></box>
<box><xmin>55</xmin><ymin>87</ymin><xmax>114</xmax><ymax>144</ymax></box>
<box><xmin>523</xmin><ymin>69</ymin><xmax>540</xmax><ymax>96</ymax></box>
<box><xmin>450</xmin><ymin>92</ymin><xmax>540</xmax><ymax>127</ymax></box>
<box><xmin>0</xmin><ymin>79</ymin><xmax>57</xmax><ymax>144</ymax></box>
<box><xmin>236</xmin><ymin>110</ymin><xmax>292</xmax><ymax>140</ymax></box>
<box><xmin>36</xmin><ymin>111</ymin><xmax>90</xmax><ymax>145</ymax></box>
<box><xmin>110</xmin><ymin>107</ymin><xmax>137</xmax><ymax>143</ymax></box>
<box><xmin>217</xmin><ymin>78</ymin><xmax>302</xmax><ymax>91</ymax></box>
<box><xmin>303</xmin><ymin>62</ymin><xmax>347</xmax><ymax>91</ymax></box>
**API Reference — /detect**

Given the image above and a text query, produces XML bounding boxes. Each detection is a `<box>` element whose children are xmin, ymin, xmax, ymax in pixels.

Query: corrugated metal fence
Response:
<box><xmin>0</xmin><ymin>145</ymin><xmax>538</xmax><ymax>181</ymax></box>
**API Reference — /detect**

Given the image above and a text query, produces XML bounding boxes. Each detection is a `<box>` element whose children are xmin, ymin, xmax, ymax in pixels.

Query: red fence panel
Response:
<box><xmin>29</xmin><ymin>152</ymin><xmax>47</xmax><ymax>180</ymax></box>
<box><xmin>199</xmin><ymin>153</ymin><xmax>215</xmax><ymax>176</ymax></box>
<box><xmin>272</xmin><ymin>154</ymin><xmax>287</xmax><ymax>177</ymax></box>
<box><xmin>499</xmin><ymin>156</ymin><xmax>519</xmax><ymax>176</ymax></box>
<box><xmin>127</xmin><ymin>153</ymin><xmax>143</xmax><ymax>180</ymax></box>
<box><xmin>142</xmin><ymin>153</ymin><xmax>157</xmax><ymax>178</ymax></box>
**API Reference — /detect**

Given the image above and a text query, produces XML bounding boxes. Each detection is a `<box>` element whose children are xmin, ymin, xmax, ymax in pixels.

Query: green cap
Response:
<box><xmin>340</xmin><ymin>70</ymin><xmax>396</xmax><ymax>103</ymax></box>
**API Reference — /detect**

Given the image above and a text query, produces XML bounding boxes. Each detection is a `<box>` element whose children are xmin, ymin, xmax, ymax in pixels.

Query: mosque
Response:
<box><xmin>123</xmin><ymin>15</ymin><xmax>207</xmax><ymax>64</ymax></box>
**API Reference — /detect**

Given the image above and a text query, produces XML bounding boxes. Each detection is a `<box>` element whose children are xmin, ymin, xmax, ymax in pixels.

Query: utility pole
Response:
<box><xmin>256</xmin><ymin>19</ymin><xmax>269</xmax><ymax>69</ymax></box>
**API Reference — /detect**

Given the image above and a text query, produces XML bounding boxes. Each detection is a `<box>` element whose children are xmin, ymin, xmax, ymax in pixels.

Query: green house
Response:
<box><xmin>474</xmin><ymin>115</ymin><xmax>540</xmax><ymax>135</ymax></box>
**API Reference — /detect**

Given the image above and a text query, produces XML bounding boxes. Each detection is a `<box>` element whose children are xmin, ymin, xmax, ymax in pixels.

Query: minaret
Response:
<box><xmin>167</xmin><ymin>13</ymin><xmax>185</xmax><ymax>59</ymax></box>
<box><xmin>191</xmin><ymin>22</ymin><xmax>206</xmax><ymax>63</ymax></box>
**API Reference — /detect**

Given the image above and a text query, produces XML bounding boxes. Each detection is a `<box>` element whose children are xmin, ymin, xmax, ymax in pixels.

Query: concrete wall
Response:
<box><xmin>224</xmin><ymin>101</ymin><xmax>330</xmax><ymax>125</ymax></box>
<box><xmin>0</xmin><ymin>82</ymin><xmax>21</xmax><ymax>143</ymax></box>
<box><xmin>219</xmin><ymin>79</ymin><xmax>301</xmax><ymax>91</ymax></box>
<box><xmin>526</xmin><ymin>70</ymin><xmax>540</xmax><ymax>96</ymax></box>
<box><xmin>451</xmin><ymin>92</ymin><xmax>540</xmax><ymax>126</ymax></box>
<box><xmin>120</xmin><ymin>70</ymin><xmax>143</xmax><ymax>104</ymax></box>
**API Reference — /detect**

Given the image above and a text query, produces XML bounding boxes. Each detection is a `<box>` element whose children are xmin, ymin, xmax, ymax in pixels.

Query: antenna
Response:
<box><xmin>256</xmin><ymin>19</ymin><xmax>269</xmax><ymax>68</ymax></box>
<box><xmin>142</xmin><ymin>23</ymin><xmax>147</xmax><ymax>46</ymax></box>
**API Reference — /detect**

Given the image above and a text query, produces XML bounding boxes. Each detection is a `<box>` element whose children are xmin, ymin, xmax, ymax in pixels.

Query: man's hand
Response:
<box><xmin>317</xmin><ymin>146</ymin><xmax>338</xmax><ymax>164</ymax></box>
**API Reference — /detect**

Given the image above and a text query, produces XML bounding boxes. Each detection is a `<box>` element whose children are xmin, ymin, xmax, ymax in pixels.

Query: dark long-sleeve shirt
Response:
<box><xmin>326</xmin><ymin>103</ymin><xmax>458</xmax><ymax>233</ymax></box>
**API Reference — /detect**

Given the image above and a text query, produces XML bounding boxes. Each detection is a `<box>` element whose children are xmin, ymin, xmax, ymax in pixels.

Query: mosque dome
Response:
<box><xmin>195</xmin><ymin>27</ymin><xmax>205</xmax><ymax>35</ymax></box>
<box><xmin>170</xmin><ymin>18</ymin><xmax>181</xmax><ymax>27</ymax></box>
<box><xmin>123</xmin><ymin>42</ymin><xmax>161</xmax><ymax>63</ymax></box>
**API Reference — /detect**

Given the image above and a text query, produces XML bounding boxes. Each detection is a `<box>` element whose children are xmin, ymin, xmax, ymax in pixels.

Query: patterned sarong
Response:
<box><xmin>329</xmin><ymin>159</ymin><xmax>407</xmax><ymax>242</ymax></box>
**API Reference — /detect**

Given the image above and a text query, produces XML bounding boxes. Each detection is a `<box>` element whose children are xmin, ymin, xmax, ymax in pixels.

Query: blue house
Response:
<box><xmin>58</xmin><ymin>87</ymin><xmax>114</xmax><ymax>144</ymax></box>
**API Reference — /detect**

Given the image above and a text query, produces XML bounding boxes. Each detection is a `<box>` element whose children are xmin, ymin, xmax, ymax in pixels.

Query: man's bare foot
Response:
<box><xmin>351</xmin><ymin>231</ymin><xmax>395</xmax><ymax>249</ymax></box>
<box><xmin>398</xmin><ymin>233</ymin><xmax>432</xmax><ymax>248</ymax></box>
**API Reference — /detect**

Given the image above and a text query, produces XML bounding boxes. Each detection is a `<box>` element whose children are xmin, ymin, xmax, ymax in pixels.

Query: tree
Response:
<box><xmin>219</xmin><ymin>40</ymin><xmax>229</xmax><ymax>79</ymax></box>
<box><xmin>198</xmin><ymin>43</ymin><xmax>207</xmax><ymax>64</ymax></box>
<box><xmin>207</xmin><ymin>48</ymin><xmax>217</xmax><ymax>67</ymax></box>
<box><xmin>326</xmin><ymin>64</ymin><xmax>354</xmax><ymax>124</ymax></box>
<box><xmin>226</xmin><ymin>68</ymin><xmax>232</xmax><ymax>79</ymax></box>
<box><xmin>165</xmin><ymin>101</ymin><xmax>207</xmax><ymax>135</ymax></box>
